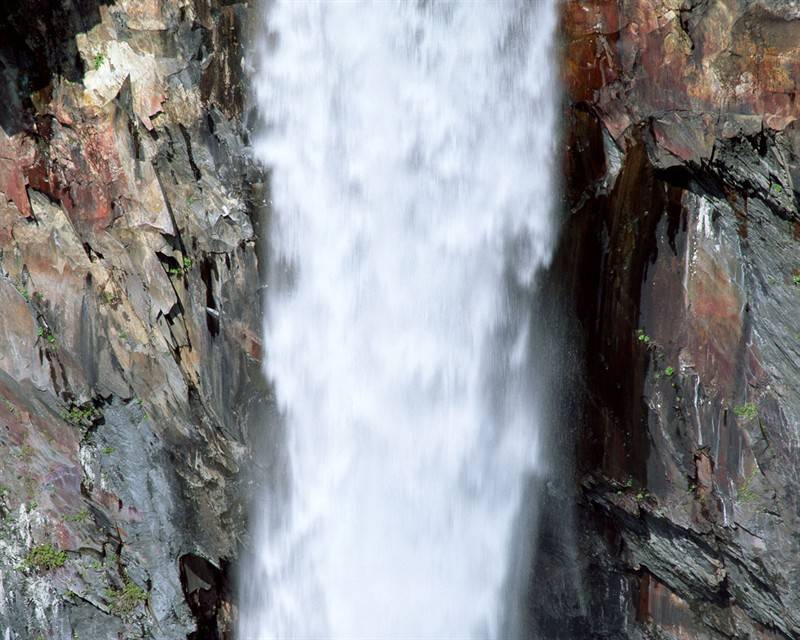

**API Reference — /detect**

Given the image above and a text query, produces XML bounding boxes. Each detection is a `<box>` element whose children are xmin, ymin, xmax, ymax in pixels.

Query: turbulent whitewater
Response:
<box><xmin>240</xmin><ymin>2</ymin><xmax>559</xmax><ymax>638</ymax></box>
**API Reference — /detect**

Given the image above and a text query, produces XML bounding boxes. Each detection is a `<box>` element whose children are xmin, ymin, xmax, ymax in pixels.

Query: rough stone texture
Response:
<box><xmin>0</xmin><ymin>1</ymin><xmax>263</xmax><ymax>638</ymax></box>
<box><xmin>3</xmin><ymin>1</ymin><xmax>799</xmax><ymax>639</ymax></box>
<box><xmin>539</xmin><ymin>1</ymin><xmax>800</xmax><ymax>638</ymax></box>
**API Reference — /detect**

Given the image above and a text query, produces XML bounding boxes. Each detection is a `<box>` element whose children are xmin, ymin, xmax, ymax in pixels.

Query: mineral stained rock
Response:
<box><xmin>2</xmin><ymin>1</ymin><xmax>799</xmax><ymax>639</ymax></box>
<box><xmin>0</xmin><ymin>1</ymin><xmax>263</xmax><ymax>638</ymax></box>
<box><xmin>531</xmin><ymin>1</ymin><xmax>800</xmax><ymax>638</ymax></box>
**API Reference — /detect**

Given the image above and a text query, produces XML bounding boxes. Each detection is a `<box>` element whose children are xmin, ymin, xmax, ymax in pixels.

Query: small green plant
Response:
<box><xmin>636</xmin><ymin>329</ymin><xmax>651</xmax><ymax>344</ymax></box>
<box><xmin>734</xmin><ymin>403</ymin><xmax>758</xmax><ymax>421</ymax></box>
<box><xmin>36</xmin><ymin>326</ymin><xmax>56</xmax><ymax>344</ymax></box>
<box><xmin>793</xmin><ymin>274</ymin><xmax>800</xmax><ymax>286</ymax></box>
<box><xmin>772</xmin><ymin>183</ymin><xmax>783</xmax><ymax>194</ymax></box>
<box><xmin>33</xmin><ymin>291</ymin><xmax>44</xmax><ymax>303</ymax></box>
<box><xmin>664</xmin><ymin>366</ymin><xmax>675</xmax><ymax>377</ymax></box>
<box><xmin>19</xmin><ymin>444</ymin><xmax>34</xmax><ymax>463</ymax></box>
<box><xmin>615</xmin><ymin>477</ymin><xmax>651</xmax><ymax>504</ymax></box>
<box><xmin>101</xmin><ymin>446</ymin><xmax>115</xmax><ymax>455</ymax></box>
<box><xmin>101</xmin><ymin>290</ymin><xmax>119</xmax><ymax>305</ymax></box>
<box><xmin>62</xmin><ymin>404</ymin><xmax>100</xmax><ymax>428</ymax></box>
<box><xmin>108</xmin><ymin>579</ymin><xmax>148</xmax><ymax>615</ymax></box>
<box><xmin>738</xmin><ymin>468</ymin><xmax>758</xmax><ymax>504</ymax></box>
<box><xmin>65</xmin><ymin>509</ymin><xmax>90</xmax><ymax>523</ymax></box>
<box><xmin>3</xmin><ymin>398</ymin><xmax>17</xmax><ymax>414</ymax></box>
<box><xmin>168</xmin><ymin>256</ymin><xmax>193</xmax><ymax>278</ymax></box>
<box><xmin>92</xmin><ymin>53</ymin><xmax>105</xmax><ymax>71</ymax></box>
<box><xmin>24</xmin><ymin>543</ymin><xmax>67</xmax><ymax>571</ymax></box>
<box><xmin>90</xmin><ymin>559</ymin><xmax>103</xmax><ymax>571</ymax></box>
<box><xmin>615</xmin><ymin>477</ymin><xmax>632</xmax><ymax>496</ymax></box>
<box><xmin>15</xmin><ymin>284</ymin><xmax>30</xmax><ymax>302</ymax></box>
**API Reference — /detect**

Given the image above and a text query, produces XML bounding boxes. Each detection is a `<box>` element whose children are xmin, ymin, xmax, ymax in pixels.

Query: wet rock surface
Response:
<box><xmin>540</xmin><ymin>1</ymin><xmax>800</xmax><ymax>638</ymax></box>
<box><xmin>2</xmin><ymin>0</ymin><xmax>799</xmax><ymax>638</ymax></box>
<box><xmin>0</xmin><ymin>1</ymin><xmax>262</xmax><ymax>638</ymax></box>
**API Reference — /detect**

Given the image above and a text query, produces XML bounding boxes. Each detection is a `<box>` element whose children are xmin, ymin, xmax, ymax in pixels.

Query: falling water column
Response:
<box><xmin>240</xmin><ymin>2</ymin><xmax>559</xmax><ymax>638</ymax></box>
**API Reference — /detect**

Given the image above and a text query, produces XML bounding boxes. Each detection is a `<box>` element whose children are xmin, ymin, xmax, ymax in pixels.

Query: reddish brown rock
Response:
<box><xmin>528</xmin><ymin>2</ymin><xmax>800</xmax><ymax>638</ymax></box>
<box><xmin>0</xmin><ymin>1</ymin><xmax>261</xmax><ymax>638</ymax></box>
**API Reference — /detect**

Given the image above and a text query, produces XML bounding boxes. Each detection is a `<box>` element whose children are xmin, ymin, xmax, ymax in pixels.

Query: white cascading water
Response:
<box><xmin>240</xmin><ymin>2</ymin><xmax>559</xmax><ymax>638</ymax></box>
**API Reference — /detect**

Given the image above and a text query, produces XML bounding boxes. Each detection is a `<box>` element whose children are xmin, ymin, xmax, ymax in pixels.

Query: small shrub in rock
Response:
<box><xmin>62</xmin><ymin>403</ymin><xmax>100</xmax><ymax>428</ymax></box>
<box><xmin>19</xmin><ymin>443</ymin><xmax>34</xmax><ymax>462</ymax></box>
<box><xmin>36</xmin><ymin>325</ymin><xmax>56</xmax><ymax>344</ymax></box>
<box><xmin>734</xmin><ymin>403</ymin><xmax>758</xmax><ymax>421</ymax></box>
<box><xmin>24</xmin><ymin>543</ymin><xmax>67</xmax><ymax>571</ymax></box>
<box><xmin>64</xmin><ymin>509</ymin><xmax>90</xmax><ymax>523</ymax></box>
<box><xmin>108</xmin><ymin>579</ymin><xmax>148</xmax><ymax>615</ymax></box>
<box><xmin>15</xmin><ymin>284</ymin><xmax>30</xmax><ymax>301</ymax></box>
<box><xmin>738</xmin><ymin>469</ymin><xmax>758</xmax><ymax>504</ymax></box>
<box><xmin>101</xmin><ymin>290</ymin><xmax>120</xmax><ymax>305</ymax></box>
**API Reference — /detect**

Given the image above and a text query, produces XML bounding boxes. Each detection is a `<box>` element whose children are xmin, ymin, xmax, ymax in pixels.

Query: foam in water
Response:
<box><xmin>240</xmin><ymin>2</ymin><xmax>558</xmax><ymax>638</ymax></box>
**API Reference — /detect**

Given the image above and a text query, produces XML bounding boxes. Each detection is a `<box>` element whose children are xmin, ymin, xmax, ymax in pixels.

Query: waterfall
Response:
<box><xmin>240</xmin><ymin>1</ymin><xmax>559</xmax><ymax>638</ymax></box>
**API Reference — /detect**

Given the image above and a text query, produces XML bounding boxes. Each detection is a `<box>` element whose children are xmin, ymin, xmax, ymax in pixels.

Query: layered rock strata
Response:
<box><xmin>535</xmin><ymin>2</ymin><xmax>800</xmax><ymax>638</ymax></box>
<box><xmin>0</xmin><ymin>1</ymin><xmax>262</xmax><ymax>638</ymax></box>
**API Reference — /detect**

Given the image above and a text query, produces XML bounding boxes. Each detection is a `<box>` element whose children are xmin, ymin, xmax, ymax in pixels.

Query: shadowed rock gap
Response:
<box><xmin>0</xmin><ymin>0</ymin><xmax>114</xmax><ymax>133</ymax></box>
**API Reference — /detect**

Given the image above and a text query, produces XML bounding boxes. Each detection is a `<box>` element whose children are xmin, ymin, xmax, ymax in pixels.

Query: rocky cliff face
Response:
<box><xmin>0</xmin><ymin>1</ymin><xmax>263</xmax><ymax>638</ymax></box>
<box><xmin>535</xmin><ymin>1</ymin><xmax>800</xmax><ymax>638</ymax></box>
<box><xmin>2</xmin><ymin>1</ymin><xmax>799</xmax><ymax>639</ymax></box>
